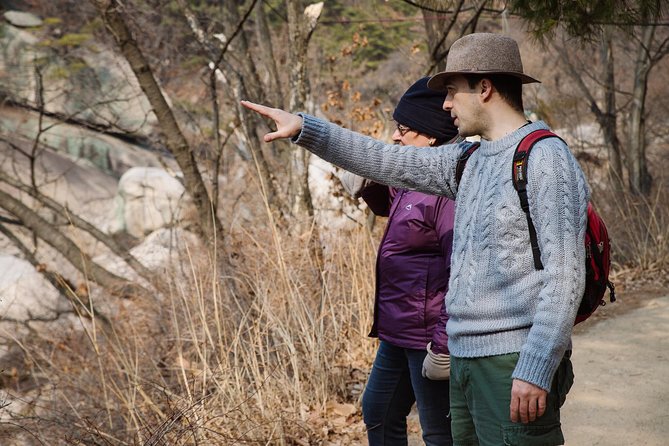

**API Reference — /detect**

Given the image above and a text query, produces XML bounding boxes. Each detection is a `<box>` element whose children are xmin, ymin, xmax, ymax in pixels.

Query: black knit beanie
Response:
<box><xmin>392</xmin><ymin>77</ymin><xmax>458</xmax><ymax>143</ymax></box>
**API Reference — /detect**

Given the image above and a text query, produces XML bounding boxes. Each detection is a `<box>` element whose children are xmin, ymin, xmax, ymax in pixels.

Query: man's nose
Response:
<box><xmin>442</xmin><ymin>97</ymin><xmax>452</xmax><ymax>111</ymax></box>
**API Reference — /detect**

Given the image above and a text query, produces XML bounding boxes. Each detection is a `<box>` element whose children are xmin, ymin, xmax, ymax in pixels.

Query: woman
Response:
<box><xmin>340</xmin><ymin>77</ymin><xmax>458</xmax><ymax>445</ymax></box>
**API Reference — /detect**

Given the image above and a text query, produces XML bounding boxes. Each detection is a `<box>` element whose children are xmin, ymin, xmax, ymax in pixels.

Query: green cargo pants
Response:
<box><xmin>450</xmin><ymin>352</ymin><xmax>573</xmax><ymax>446</ymax></box>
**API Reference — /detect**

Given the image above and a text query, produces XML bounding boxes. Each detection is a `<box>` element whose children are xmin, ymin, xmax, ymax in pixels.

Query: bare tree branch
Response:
<box><xmin>0</xmin><ymin>188</ymin><xmax>146</xmax><ymax>298</ymax></box>
<box><xmin>178</xmin><ymin>0</ymin><xmax>286</xmax><ymax>216</ymax></box>
<box><xmin>91</xmin><ymin>0</ymin><xmax>225</xmax><ymax>245</ymax></box>
<box><xmin>0</xmin><ymin>173</ymin><xmax>158</xmax><ymax>290</ymax></box>
<box><xmin>0</xmin><ymin>224</ymin><xmax>111</xmax><ymax>326</ymax></box>
<box><xmin>0</xmin><ymin>215</ymin><xmax>23</xmax><ymax>225</ymax></box>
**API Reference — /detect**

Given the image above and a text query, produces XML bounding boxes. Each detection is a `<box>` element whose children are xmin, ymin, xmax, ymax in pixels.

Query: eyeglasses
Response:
<box><xmin>396</xmin><ymin>123</ymin><xmax>413</xmax><ymax>136</ymax></box>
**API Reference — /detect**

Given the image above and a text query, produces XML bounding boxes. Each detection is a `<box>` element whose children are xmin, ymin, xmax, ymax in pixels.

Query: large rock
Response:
<box><xmin>0</xmin><ymin>18</ymin><xmax>157</xmax><ymax>139</ymax></box>
<box><xmin>94</xmin><ymin>227</ymin><xmax>201</xmax><ymax>285</ymax></box>
<box><xmin>310</xmin><ymin>156</ymin><xmax>367</xmax><ymax>231</ymax></box>
<box><xmin>0</xmin><ymin>19</ymin><xmax>39</xmax><ymax>103</ymax></box>
<box><xmin>0</xmin><ymin>255</ymin><xmax>64</xmax><ymax>321</ymax></box>
<box><xmin>0</xmin><ymin>116</ymin><xmax>155</xmax><ymax>230</ymax></box>
<box><xmin>3</xmin><ymin>11</ymin><xmax>42</xmax><ymax>28</ymax></box>
<box><xmin>0</xmin><ymin>105</ymin><xmax>165</xmax><ymax>177</ymax></box>
<box><xmin>111</xmin><ymin>167</ymin><xmax>195</xmax><ymax>238</ymax></box>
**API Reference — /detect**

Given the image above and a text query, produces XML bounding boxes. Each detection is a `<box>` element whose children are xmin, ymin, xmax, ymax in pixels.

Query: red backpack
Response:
<box><xmin>455</xmin><ymin>129</ymin><xmax>616</xmax><ymax>324</ymax></box>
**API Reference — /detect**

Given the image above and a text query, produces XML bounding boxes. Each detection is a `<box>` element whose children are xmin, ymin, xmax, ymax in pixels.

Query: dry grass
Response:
<box><xmin>0</xmin><ymin>221</ymin><xmax>380</xmax><ymax>445</ymax></box>
<box><xmin>2</xmin><ymin>179</ymin><xmax>667</xmax><ymax>445</ymax></box>
<box><xmin>593</xmin><ymin>181</ymin><xmax>669</xmax><ymax>288</ymax></box>
<box><xmin>597</xmin><ymin>185</ymin><xmax>669</xmax><ymax>272</ymax></box>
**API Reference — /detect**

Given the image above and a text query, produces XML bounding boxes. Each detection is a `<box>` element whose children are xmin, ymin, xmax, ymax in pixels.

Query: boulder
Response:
<box><xmin>0</xmin><ymin>255</ymin><xmax>64</xmax><ymax>322</ymax></box>
<box><xmin>111</xmin><ymin>167</ymin><xmax>194</xmax><ymax>238</ymax></box>
<box><xmin>0</xmin><ymin>18</ymin><xmax>157</xmax><ymax>139</ymax></box>
<box><xmin>0</xmin><ymin>120</ymin><xmax>120</xmax><ymax>229</ymax></box>
<box><xmin>92</xmin><ymin>227</ymin><xmax>201</xmax><ymax>291</ymax></box>
<box><xmin>3</xmin><ymin>11</ymin><xmax>42</xmax><ymax>28</ymax></box>
<box><xmin>0</xmin><ymin>105</ymin><xmax>166</xmax><ymax>177</ymax></box>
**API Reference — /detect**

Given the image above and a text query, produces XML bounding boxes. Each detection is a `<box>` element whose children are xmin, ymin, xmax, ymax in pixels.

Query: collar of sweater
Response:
<box><xmin>477</xmin><ymin>121</ymin><xmax>549</xmax><ymax>156</ymax></box>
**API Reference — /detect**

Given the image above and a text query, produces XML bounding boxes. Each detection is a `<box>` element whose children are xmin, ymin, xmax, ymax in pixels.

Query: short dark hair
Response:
<box><xmin>464</xmin><ymin>74</ymin><xmax>524</xmax><ymax>113</ymax></box>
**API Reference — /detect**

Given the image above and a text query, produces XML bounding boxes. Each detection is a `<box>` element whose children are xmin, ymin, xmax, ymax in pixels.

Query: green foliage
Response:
<box><xmin>47</xmin><ymin>65</ymin><xmax>73</xmax><ymax>80</ymax></box>
<box><xmin>43</xmin><ymin>17</ymin><xmax>63</xmax><ymax>26</ymax></box>
<box><xmin>46</xmin><ymin>59</ymin><xmax>89</xmax><ymax>80</ymax></box>
<box><xmin>511</xmin><ymin>0</ymin><xmax>668</xmax><ymax>41</ymax></box>
<box><xmin>264</xmin><ymin>0</ymin><xmax>288</xmax><ymax>28</ymax></box>
<box><xmin>39</xmin><ymin>32</ymin><xmax>93</xmax><ymax>49</ymax></box>
<box><xmin>81</xmin><ymin>17</ymin><xmax>103</xmax><ymax>35</ymax></box>
<box><xmin>54</xmin><ymin>33</ymin><xmax>92</xmax><ymax>47</ymax></box>
<box><xmin>314</xmin><ymin>0</ymin><xmax>419</xmax><ymax>71</ymax></box>
<box><xmin>181</xmin><ymin>54</ymin><xmax>209</xmax><ymax>71</ymax></box>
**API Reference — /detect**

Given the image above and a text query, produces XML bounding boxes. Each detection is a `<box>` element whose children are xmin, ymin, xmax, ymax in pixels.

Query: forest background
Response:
<box><xmin>0</xmin><ymin>0</ymin><xmax>667</xmax><ymax>444</ymax></box>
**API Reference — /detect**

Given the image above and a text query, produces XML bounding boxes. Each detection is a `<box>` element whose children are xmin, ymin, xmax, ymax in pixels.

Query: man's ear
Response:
<box><xmin>479</xmin><ymin>78</ymin><xmax>494</xmax><ymax>102</ymax></box>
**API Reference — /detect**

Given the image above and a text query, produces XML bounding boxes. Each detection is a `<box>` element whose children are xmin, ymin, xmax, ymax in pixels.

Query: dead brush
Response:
<box><xmin>0</xmin><ymin>221</ymin><xmax>379</xmax><ymax>445</ymax></box>
<box><xmin>594</xmin><ymin>181</ymin><xmax>669</xmax><ymax>285</ymax></box>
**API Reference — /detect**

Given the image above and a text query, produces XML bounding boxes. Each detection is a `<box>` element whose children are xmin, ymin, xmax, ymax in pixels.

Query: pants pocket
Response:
<box><xmin>555</xmin><ymin>355</ymin><xmax>574</xmax><ymax>409</ymax></box>
<box><xmin>502</xmin><ymin>423</ymin><xmax>564</xmax><ymax>446</ymax></box>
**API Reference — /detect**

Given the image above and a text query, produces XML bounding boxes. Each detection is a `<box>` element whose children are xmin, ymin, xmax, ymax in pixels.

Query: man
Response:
<box><xmin>242</xmin><ymin>33</ymin><xmax>588</xmax><ymax>445</ymax></box>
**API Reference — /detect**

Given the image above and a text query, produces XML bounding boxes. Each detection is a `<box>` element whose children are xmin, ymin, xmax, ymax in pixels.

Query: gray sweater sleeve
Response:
<box><xmin>512</xmin><ymin>138</ymin><xmax>590</xmax><ymax>389</ymax></box>
<box><xmin>294</xmin><ymin>114</ymin><xmax>464</xmax><ymax>199</ymax></box>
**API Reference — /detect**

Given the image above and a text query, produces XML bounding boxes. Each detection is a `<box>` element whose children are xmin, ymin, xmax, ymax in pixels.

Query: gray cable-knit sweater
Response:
<box><xmin>294</xmin><ymin>114</ymin><xmax>589</xmax><ymax>391</ymax></box>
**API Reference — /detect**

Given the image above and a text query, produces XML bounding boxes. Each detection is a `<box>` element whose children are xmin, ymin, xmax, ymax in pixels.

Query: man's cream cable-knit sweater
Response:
<box><xmin>294</xmin><ymin>114</ymin><xmax>589</xmax><ymax>391</ymax></box>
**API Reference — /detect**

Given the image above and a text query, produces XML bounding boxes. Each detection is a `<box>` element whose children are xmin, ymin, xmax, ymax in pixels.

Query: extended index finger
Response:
<box><xmin>240</xmin><ymin>100</ymin><xmax>275</xmax><ymax>118</ymax></box>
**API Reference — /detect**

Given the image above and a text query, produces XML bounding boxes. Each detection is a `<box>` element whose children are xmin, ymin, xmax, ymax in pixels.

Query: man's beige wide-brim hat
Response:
<box><xmin>427</xmin><ymin>33</ymin><xmax>540</xmax><ymax>91</ymax></box>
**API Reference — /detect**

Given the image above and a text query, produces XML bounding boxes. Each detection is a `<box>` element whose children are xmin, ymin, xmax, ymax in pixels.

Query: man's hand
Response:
<box><xmin>240</xmin><ymin>101</ymin><xmax>303</xmax><ymax>142</ymax></box>
<box><xmin>510</xmin><ymin>379</ymin><xmax>548</xmax><ymax>423</ymax></box>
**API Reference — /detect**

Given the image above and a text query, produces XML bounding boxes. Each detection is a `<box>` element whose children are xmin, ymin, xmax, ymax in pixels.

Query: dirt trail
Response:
<box><xmin>562</xmin><ymin>293</ymin><xmax>669</xmax><ymax>446</ymax></box>
<box><xmin>405</xmin><ymin>289</ymin><xmax>669</xmax><ymax>446</ymax></box>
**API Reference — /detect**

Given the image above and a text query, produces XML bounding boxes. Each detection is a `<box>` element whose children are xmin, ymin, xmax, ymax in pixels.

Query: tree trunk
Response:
<box><xmin>286</xmin><ymin>1</ymin><xmax>322</xmax><ymax>218</ymax></box>
<box><xmin>0</xmin><ymin>189</ymin><xmax>144</xmax><ymax>298</ymax></box>
<box><xmin>600</xmin><ymin>28</ymin><xmax>624</xmax><ymax>195</ymax></box>
<box><xmin>232</xmin><ymin>81</ymin><xmax>286</xmax><ymax>216</ymax></box>
<box><xmin>182</xmin><ymin>0</ymin><xmax>286</xmax><ymax>217</ymax></box>
<box><xmin>255</xmin><ymin>1</ymin><xmax>285</xmax><ymax>108</ymax></box>
<box><xmin>553</xmin><ymin>38</ymin><xmax>626</xmax><ymax>195</ymax></box>
<box><xmin>628</xmin><ymin>25</ymin><xmax>654</xmax><ymax>196</ymax></box>
<box><xmin>92</xmin><ymin>0</ymin><xmax>225</xmax><ymax>244</ymax></box>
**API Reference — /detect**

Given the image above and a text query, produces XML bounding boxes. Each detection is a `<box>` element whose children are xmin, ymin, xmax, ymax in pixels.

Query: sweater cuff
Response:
<box><xmin>292</xmin><ymin>113</ymin><xmax>329</xmax><ymax>156</ymax></box>
<box><xmin>511</xmin><ymin>350</ymin><xmax>561</xmax><ymax>392</ymax></box>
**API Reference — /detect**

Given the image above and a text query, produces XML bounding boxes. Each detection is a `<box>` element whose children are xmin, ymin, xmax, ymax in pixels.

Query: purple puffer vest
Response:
<box><xmin>361</xmin><ymin>183</ymin><xmax>455</xmax><ymax>354</ymax></box>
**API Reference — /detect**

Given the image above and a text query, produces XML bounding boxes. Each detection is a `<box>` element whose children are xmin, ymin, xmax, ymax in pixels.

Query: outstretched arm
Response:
<box><xmin>240</xmin><ymin>100</ymin><xmax>303</xmax><ymax>142</ymax></box>
<box><xmin>241</xmin><ymin>100</ymin><xmax>465</xmax><ymax>198</ymax></box>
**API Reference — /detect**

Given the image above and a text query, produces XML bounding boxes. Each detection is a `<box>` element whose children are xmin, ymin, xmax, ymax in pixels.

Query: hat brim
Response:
<box><xmin>427</xmin><ymin>70</ymin><xmax>540</xmax><ymax>91</ymax></box>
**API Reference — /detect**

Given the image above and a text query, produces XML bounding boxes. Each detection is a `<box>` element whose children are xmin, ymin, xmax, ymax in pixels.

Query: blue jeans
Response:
<box><xmin>362</xmin><ymin>341</ymin><xmax>452</xmax><ymax>445</ymax></box>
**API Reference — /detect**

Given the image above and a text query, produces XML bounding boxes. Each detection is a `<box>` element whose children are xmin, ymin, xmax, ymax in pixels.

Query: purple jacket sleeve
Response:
<box><xmin>429</xmin><ymin>197</ymin><xmax>456</xmax><ymax>355</ymax></box>
<box><xmin>360</xmin><ymin>183</ymin><xmax>396</xmax><ymax>217</ymax></box>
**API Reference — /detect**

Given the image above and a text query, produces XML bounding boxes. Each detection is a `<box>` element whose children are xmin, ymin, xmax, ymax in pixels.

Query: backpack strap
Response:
<box><xmin>512</xmin><ymin>129</ymin><xmax>565</xmax><ymax>271</ymax></box>
<box><xmin>455</xmin><ymin>142</ymin><xmax>480</xmax><ymax>187</ymax></box>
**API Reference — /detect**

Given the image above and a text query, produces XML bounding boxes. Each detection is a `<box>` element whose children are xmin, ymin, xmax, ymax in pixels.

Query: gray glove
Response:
<box><xmin>422</xmin><ymin>342</ymin><xmax>451</xmax><ymax>380</ymax></box>
<box><xmin>338</xmin><ymin>171</ymin><xmax>371</xmax><ymax>198</ymax></box>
